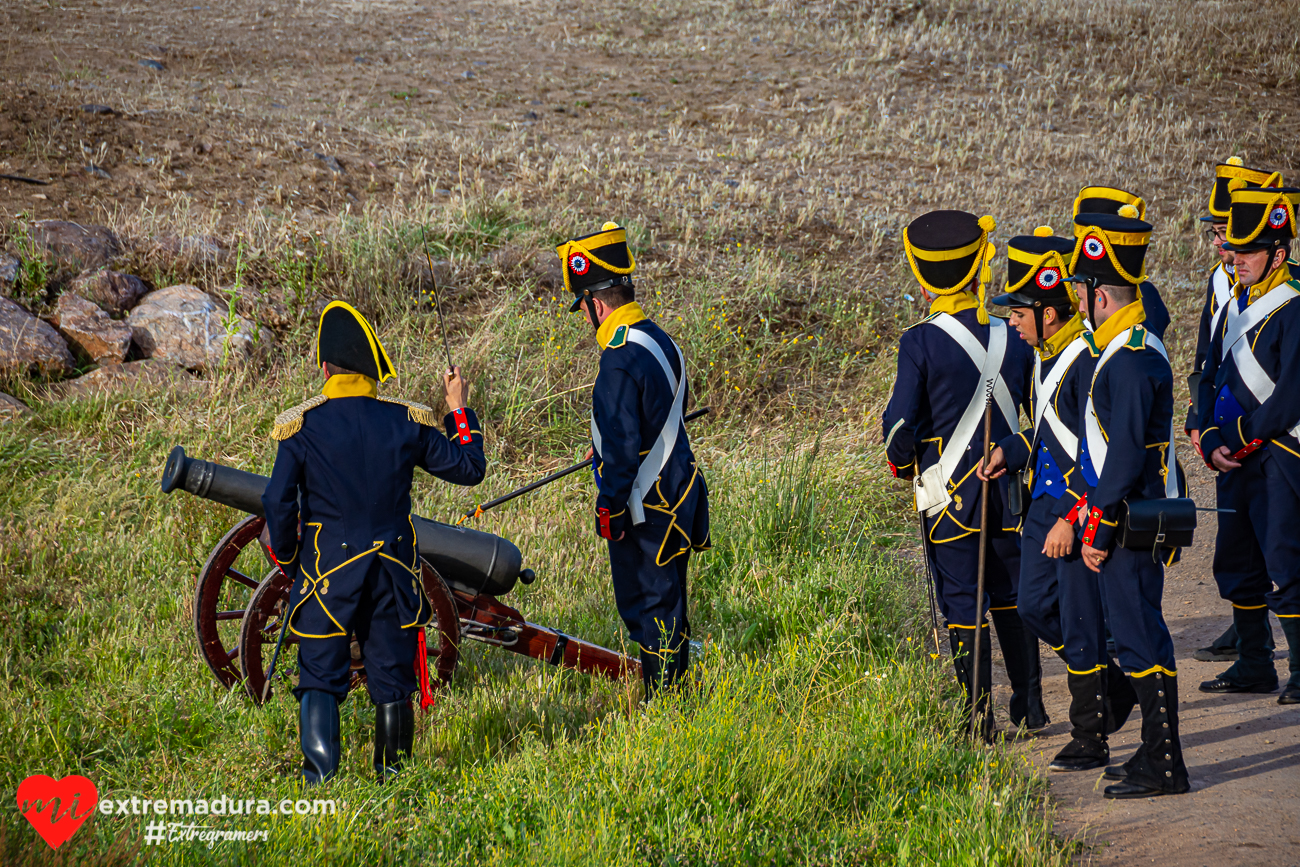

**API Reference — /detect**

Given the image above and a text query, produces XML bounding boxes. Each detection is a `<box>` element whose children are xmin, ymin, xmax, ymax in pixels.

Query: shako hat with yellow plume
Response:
<box><xmin>903</xmin><ymin>210</ymin><xmax>997</xmax><ymax>324</ymax></box>
<box><xmin>1069</xmin><ymin>207</ymin><xmax>1151</xmax><ymax>288</ymax></box>
<box><xmin>1203</xmin><ymin>157</ymin><xmax>1283</xmax><ymax>223</ymax></box>
<box><xmin>993</xmin><ymin>226</ymin><xmax>1075</xmax><ymax>309</ymax></box>
<box><xmin>315</xmin><ymin>300</ymin><xmax>396</xmax><ymax>381</ymax></box>
<box><xmin>1223</xmin><ymin>182</ymin><xmax>1300</xmax><ymax>253</ymax></box>
<box><xmin>1071</xmin><ymin>186</ymin><xmax>1146</xmax><ymax>226</ymax></box>
<box><xmin>555</xmin><ymin>222</ymin><xmax>636</xmax><ymax>315</ymax></box>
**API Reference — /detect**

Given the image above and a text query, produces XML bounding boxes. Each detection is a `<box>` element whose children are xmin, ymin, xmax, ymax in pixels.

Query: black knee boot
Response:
<box><xmin>1104</xmin><ymin>657</ymin><xmax>1137</xmax><ymax>734</ymax></box>
<box><xmin>1104</xmin><ymin>672</ymin><xmax>1189</xmax><ymax>798</ymax></box>
<box><xmin>300</xmin><ymin>690</ymin><xmax>340</xmax><ymax>785</ymax></box>
<box><xmin>373</xmin><ymin>700</ymin><xmax>414</xmax><ymax>783</ymax></box>
<box><xmin>1049</xmin><ymin>669</ymin><xmax>1108</xmax><ymax>771</ymax></box>
<box><xmin>1279</xmin><ymin>617</ymin><xmax>1300</xmax><ymax>705</ymax></box>
<box><xmin>991</xmin><ymin>608</ymin><xmax>1049</xmax><ymax>730</ymax></box>
<box><xmin>949</xmin><ymin>626</ymin><xmax>994</xmax><ymax>741</ymax></box>
<box><xmin>1201</xmin><ymin>606</ymin><xmax>1278</xmax><ymax>693</ymax></box>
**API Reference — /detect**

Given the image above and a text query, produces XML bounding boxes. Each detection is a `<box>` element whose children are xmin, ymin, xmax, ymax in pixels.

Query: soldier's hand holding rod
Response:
<box><xmin>443</xmin><ymin>366</ymin><xmax>470</xmax><ymax>411</ymax></box>
<box><xmin>976</xmin><ymin>446</ymin><xmax>1007</xmax><ymax>481</ymax></box>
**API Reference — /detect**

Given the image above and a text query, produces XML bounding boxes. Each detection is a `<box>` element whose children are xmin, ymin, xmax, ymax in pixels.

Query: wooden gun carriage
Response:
<box><xmin>160</xmin><ymin>446</ymin><xmax>638</xmax><ymax>703</ymax></box>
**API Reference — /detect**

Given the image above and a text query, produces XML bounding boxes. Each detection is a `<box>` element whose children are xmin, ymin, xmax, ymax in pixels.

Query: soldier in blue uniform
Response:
<box><xmin>1188</xmin><ymin>160</ymin><xmax>1283</xmax><ymax>664</ymax></box>
<box><xmin>882</xmin><ymin>210</ymin><xmax>1045</xmax><ymax>736</ymax></box>
<box><xmin>978</xmin><ymin>226</ymin><xmax>1136</xmax><ymax>770</ymax></box>
<box><xmin>261</xmin><ymin>301</ymin><xmax>487</xmax><ymax>783</ymax></box>
<box><xmin>1067</xmin><ymin>209</ymin><xmax>1190</xmax><ymax>798</ymax></box>
<box><xmin>1070</xmin><ymin>186</ymin><xmax>1170</xmax><ymax>339</ymax></box>
<box><xmin>558</xmin><ymin>222</ymin><xmax>710</xmax><ymax>697</ymax></box>
<box><xmin>1196</xmin><ymin>183</ymin><xmax>1300</xmax><ymax>706</ymax></box>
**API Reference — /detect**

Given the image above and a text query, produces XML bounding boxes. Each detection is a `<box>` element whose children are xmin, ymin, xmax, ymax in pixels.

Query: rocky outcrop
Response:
<box><xmin>0</xmin><ymin>297</ymin><xmax>75</xmax><ymax>378</ymax></box>
<box><xmin>29</xmin><ymin>221</ymin><xmax>123</xmax><ymax>271</ymax></box>
<box><xmin>58</xmin><ymin>359</ymin><xmax>193</xmax><ymax>399</ymax></box>
<box><xmin>126</xmin><ymin>284</ymin><xmax>254</xmax><ymax>370</ymax></box>
<box><xmin>67</xmin><ymin>268</ymin><xmax>148</xmax><ymax>315</ymax></box>
<box><xmin>49</xmin><ymin>293</ymin><xmax>132</xmax><ymax>364</ymax></box>
<box><xmin>0</xmin><ymin>253</ymin><xmax>19</xmax><ymax>289</ymax></box>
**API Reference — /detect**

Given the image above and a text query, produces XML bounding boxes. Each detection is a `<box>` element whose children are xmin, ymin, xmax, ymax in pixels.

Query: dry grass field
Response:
<box><xmin>3</xmin><ymin>0</ymin><xmax>1300</xmax><ymax>864</ymax></box>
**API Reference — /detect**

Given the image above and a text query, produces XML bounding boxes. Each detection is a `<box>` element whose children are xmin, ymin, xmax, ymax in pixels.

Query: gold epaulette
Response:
<box><xmin>378</xmin><ymin>396</ymin><xmax>440</xmax><ymax>427</ymax></box>
<box><xmin>271</xmin><ymin>395</ymin><xmax>329</xmax><ymax>440</ymax></box>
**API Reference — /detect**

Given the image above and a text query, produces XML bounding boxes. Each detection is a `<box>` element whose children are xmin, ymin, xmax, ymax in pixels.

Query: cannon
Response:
<box><xmin>161</xmin><ymin>446</ymin><xmax>638</xmax><ymax>703</ymax></box>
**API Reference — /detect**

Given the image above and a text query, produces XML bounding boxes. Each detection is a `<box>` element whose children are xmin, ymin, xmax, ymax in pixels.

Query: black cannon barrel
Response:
<box><xmin>161</xmin><ymin>446</ymin><xmax>527</xmax><ymax>596</ymax></box>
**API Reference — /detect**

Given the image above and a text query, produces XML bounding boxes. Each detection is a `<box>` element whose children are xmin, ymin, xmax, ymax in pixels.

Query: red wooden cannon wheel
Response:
<box><xmin>237</xmin><ymin>559</ymin><xmax>461</xmax><ymax>704</ymax></box>
<box><xmin>193</xmin><ymin>515</ymin><xmax>270</xmax><ymax>689</ymax></box>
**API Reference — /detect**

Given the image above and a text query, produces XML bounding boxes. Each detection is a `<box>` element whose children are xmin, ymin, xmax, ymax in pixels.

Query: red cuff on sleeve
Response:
<box><xmin>1065</xmin><ymin>496</ymin><xmax>1087</xmax><ymax>525</ymax></box>
<box><xmin>888</xmin><ymin>460</ymin><xmax>899</xmax><ymax>478</ymax></box>
<box><xmin>452</xmin><ymin>407</ymin><xmax>473</xmax><ymax>444</ymax></box>
<box><xmin>1081</xmin><ymin>506</ymin><xmax>1103</xmax><ymax>547</ymax></box>
<box><xmin>596</xmin><ymin>507</ymin><xmax>612</xmax><ymax>540</ymax></box>
<box><xmin>1232</xmin><ymin>439</ymin><xmax>1263</xmax><ymax>461</ymax></box>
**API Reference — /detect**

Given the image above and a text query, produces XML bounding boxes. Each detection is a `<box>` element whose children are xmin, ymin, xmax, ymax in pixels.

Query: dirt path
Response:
<box><xmin>1001</xmin><ymin>458</ymin><xmax>1300</xmax><ymax>866</ymax></box>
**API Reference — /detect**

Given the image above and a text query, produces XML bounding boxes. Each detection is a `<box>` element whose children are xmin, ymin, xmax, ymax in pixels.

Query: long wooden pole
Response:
<box><xmin>970</xmin><ymin>394</ymin><xmax>994</xmax><ymax>738</ymax></box>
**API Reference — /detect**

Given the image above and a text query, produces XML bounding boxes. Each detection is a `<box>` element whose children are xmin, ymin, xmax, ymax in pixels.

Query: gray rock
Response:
<box><xmin>0</xmin><ymin>252</ymin><xmax>19</xmax><ymax>287</ymax></box>
<box><xmin>126</xmin><ymin>284</ymin><xmax>254</xmax><ymax>370</ymax></box>
<box><xmin>217</xmin><ymin>284</ymin><xmax>292</xmax><ymax>329</ymax></box>
<box><xmin>30</xmin><ymin>220</ymin><xmax>123</xmax><ymax>271</ymax></box>
<box><xmin>0</xmin><ymin>297</ymin><xmax>76</xmax><ymax>378</ymax></box>
<box><xmin>0</xmin><ymin>392</ymin><xmax>30</xmax><ymax>422</ymax></box>
<box><xmin>81</xmin><ymin>104</ymin><xmax>115</xmax><ymax>115</ymax></box>
<box><xmin>50</xmin><ymin>293</ymin><xmax>131</xmax><ymax>364</ymax></box>
<box><xmin>67</xmin><ymin>268</ymin><xmax>148</xmax><ymax>315</ymax></box>
<box><xmin>150</xmin><ymin>234</ymin><xmax>227</xmax><ymax>267</ymax></box>
<box><xmin>139</xmin><ymin>59</ymin><xmax>165</xmax><ymax>71</ymax></box>
<box><xmin>58</xmin><ymin>359</ymin><xmax>193</xmax><ymax>399</ymax></box>
<box><xmin>85</xmin><ymin>163</ymin><xmax>112</xmax><ymax>180</ymax></box>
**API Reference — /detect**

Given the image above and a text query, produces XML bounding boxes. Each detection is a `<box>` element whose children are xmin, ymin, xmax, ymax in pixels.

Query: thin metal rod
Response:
<box><xmin>970</xmin><ymin>394</ymin><xmax>994</xmax><ymax>738</ymax></box>
<box><xmin>420</xmin><ymin>225</ymin><xmax>454</xmax><ymax>371</ymax></box>
<box><xmin>262</xmin><ymin>606</ymin><xmax>290</xmax><ymax>704</ymax></box>
<box><xmin>916</xmin><ymin>511</ymin><xmax>943</xmax><ymax>656</ymax></box>
<box><xmin>457</xmin><ymin>407</ymin><xmax>711</xmax><ymax>523</ymax></box>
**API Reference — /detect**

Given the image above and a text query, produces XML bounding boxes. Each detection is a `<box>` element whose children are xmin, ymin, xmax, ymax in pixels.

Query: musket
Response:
<box><xmin>456</xmin><ymin>407</ymin><xmax>712</xmax><ymax>525</ymax></box>
<box><xmin>420</xmin><ymin>225</ymin><xmax>454</xmax><ymax>372</ymax></box>
<box><xmin>970</xmin><ymin>384</ymin><xmax>994</xmax><ymax>739</ymax></box>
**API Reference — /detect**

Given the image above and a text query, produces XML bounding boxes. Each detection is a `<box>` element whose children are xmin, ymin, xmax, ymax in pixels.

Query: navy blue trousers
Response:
<box><xmin>1058</xmin><ymin>535</ymin><xmax>1108</xmax><ymax>673</ymax></box>
<box><xmin>293</xmin><ymin>556</ymin><xmax>418</xmax><ymax>705</ymax></box>
<box><xmin>1097</xmin><ymin>546</ymin><xmax>1176</xmax><ymax>675</ymax></box>
<box><xmin>1018</xmin><ymin>496</ymin><xmax>1066</xmax><ymax>651</ymax></box>
<box><xmin>607</xmin><ymin>523</ymin><xmax>690</xmax><ymax>667</ymax></box>
<box><xmin>1213</xmin><ymin>451</ymin><xmax>1300</xmax><ymax>616</ymax></box>
<box><xmin>922</xmin><ymin>520</ymin><xmax>1020</xmax><ymax>628</ymax></box>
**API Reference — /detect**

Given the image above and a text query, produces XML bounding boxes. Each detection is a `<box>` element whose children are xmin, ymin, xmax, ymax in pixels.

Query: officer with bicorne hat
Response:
<box><xmin>262</xmin><ymin>302</ymin><xmax>487</xmax><ymax>783</ymax></box>
<box><xmin>1070</xmin><ymin>186</ymin><xmax>1170</xmax><ymax>339</ymax></box>
<box><xmin>557</xmin><ymin>222</ymin><xmax>710</xmax><ymax>698</ymax></box>
<box><xmin>882</xmin><ymin>210</ymin><xmax>1046</xmax><ymax>736</ymax></box>
<box><xmin>978</xmin><ymin>226</ymin><xmax>1138</xmax><ymax>769</ymax></box>
<box><xmin>1067</xmin><ymin>207</ymin><xmax>1190</xmax><ymax>798</ymax></box>
<box><xmin>1196</xmin><ymin>182</ymin><xmax>1300</xmax><ymax>706</ymax></box>
<box><xmin>1188</xmin><ymin>159</ymin><xmax>1283</xmax><ymax>665</ymax></box>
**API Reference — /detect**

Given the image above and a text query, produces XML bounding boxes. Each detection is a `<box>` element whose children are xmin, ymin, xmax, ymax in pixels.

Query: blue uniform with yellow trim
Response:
<box><xmin>883</xmin><ymin>305</ymin><xmax>1033</xmax><ymax>627</ymax></box>
<box><xmin>1076</xmin><ymin>306</ymin><xmax>1180</xmax><ymax>678</ymax></box>
<box><xmin>996</xmin><ymin>315</ymin><xmax>1092</xmax><ymax>655</ymax></box>
<box><xmin>262</xmin><ymin>373</ymin><xmax>486</xmax><ymax>704</ymax></box>
<box><xmin>1196</xmin><ymin>266</ymin><xmax>1300</xmax><ymax>624</ymax></box>
<box><xmin>590</xmin><ymin>303</ymin><xmax>709</xmax><ymax>688</ymax></box>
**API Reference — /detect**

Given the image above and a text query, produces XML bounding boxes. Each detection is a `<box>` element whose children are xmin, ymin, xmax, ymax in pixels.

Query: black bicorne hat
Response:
<box><xmin>1223</xmin><ymin>184</ymin><xmax>1300</xmax><ymax>252</ymax></box>
<box><xmin>1069</xmin><ymin>208</ymin><xmax>1152</xmax><ymax>287</ymax></box>
<box><xmin>315</xmin><ymin>301</ymin><xmax>396</xmax><ymax>381</ymax></box>
<box><xmin>992</xmin><ymin>226</ymin><xmax>1076</xmax><ymax>309</ymax></box>
<box><xmin>1204</xmin><ymin>158</ymin><xmax>1283</xmax><ymax>223</ymax></box>
<box><xmin>555</xmin><ymin>222</ymin><xmax>636</xmax><ymax>312</ymax></box>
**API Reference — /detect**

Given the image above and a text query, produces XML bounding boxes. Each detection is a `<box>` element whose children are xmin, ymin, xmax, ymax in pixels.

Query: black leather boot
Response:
<box><xmin>1104</xmin><ymin>657</ymin><xmax>1137</xmax><ymax>734</ymax></box>
<box><xmin>1049</xmin><ymin>670</ymin><xmax>1108</xmax><ymax>771</ymax></box>
<box><xmin>1104</xmin><ymin>672</ymin><xmax>1189</xmax><ymax>798</ymax></box>
<box><xmin>1278</xmin><ymin>617</ymin><xmax>1300</xmax><ymax>705</ymax></box>
<box><xmin>949</xmin><ymin>626</ymin><xmax>994</xmax><ymax>741</ymax></box>
<box><xmin>373</xmin><ymin>700</ymin><xmax>414</xmax><ymax>783</ymax></box>
<box><xmin>1200</xmin><ymin>606</ymin><xmax>1278</xmax><ymax>693</ymax></box>
<box><xmin>991</xmin><ymin>608</ymin><xmax>1049</xmax><ymax>730</ymax></box>
<box><xmin>299</xmin><ymin>690</ymin><xmax>340</xmax><ymax>785</ymax></box>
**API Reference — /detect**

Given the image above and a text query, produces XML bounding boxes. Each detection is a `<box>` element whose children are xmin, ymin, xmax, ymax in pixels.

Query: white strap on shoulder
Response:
<box><xmin>924</xmin><ymin>314</ymin><xmax>1011</xmax><ymax>493</ymax></box>
<box><xmin>928</xmin><ymin>314</ymin><xmax>1019</xmax><ymax>432</ymax></box>
<box><xmin>1032</xmin><ymin>337</ymin><xmax>1088</xmax><ymax>457</ymax></box>
<box><xmin>1228</xmin><ymin>287</ymin><xmax>1300</xmax><ymax>440</ymax></box>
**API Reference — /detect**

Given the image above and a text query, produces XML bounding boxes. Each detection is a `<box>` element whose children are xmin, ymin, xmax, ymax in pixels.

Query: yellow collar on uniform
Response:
<box><xmin>928</xmin><ymin>289</ymin><xmax>982</xmax><ymax>317</ymax></box>
<box><xmin>322</xmin><ymin>373</ymin><xmax>378</xmax><ymax>398</ymax></box>
<box><xmin>1091</xmin><ymin>299</ymin><xmax>1147</xmax><ymax>347</ymax></box>
<box><xmin>1037</xmin><ymin>312</ymin><xmax>1085</xmax><ymax>359</ymax></box>
<box><xmin>1238</xmin><ymin>261</ymin><xmax>1292</xmax><ymax>306</ymax></box>
<box><xmin>596</xmin><ymin>302</ymin><xmax>648</xmax><ymax>349</ymax></box>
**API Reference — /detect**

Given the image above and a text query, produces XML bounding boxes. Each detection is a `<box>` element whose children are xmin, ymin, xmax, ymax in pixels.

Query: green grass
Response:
<box><xmin>0</xmin><ymin>198</ymin><xmax>1076</xmax><ymax>865</ymax></box>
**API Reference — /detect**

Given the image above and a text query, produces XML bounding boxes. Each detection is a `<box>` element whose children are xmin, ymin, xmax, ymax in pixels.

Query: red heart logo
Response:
<box><xmin>16</xmin><ymin>774</ymin><xmax>98</xmax><ymax>850</ymax></box>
